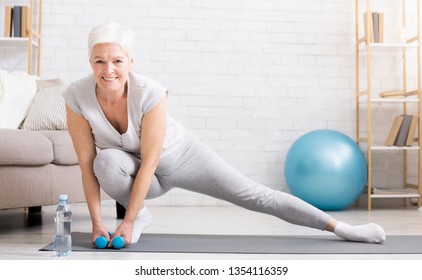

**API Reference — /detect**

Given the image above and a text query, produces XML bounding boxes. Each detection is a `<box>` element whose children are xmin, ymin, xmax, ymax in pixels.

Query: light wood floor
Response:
<box><xmin>0</xmin><ymin>200</ymin><xmax>421</xmax><ymax>260</ymax></box>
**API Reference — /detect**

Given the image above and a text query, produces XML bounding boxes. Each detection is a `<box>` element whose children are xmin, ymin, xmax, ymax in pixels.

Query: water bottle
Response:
<box><xmin>53</xmin><ymin>194</ymin><xmax>72</xmax><ymax>257</ymax></box>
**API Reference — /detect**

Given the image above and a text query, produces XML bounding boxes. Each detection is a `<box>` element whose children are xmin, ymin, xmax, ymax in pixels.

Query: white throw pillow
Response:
<box><xmin>0</xmin><ymin>69</ymin><xmax>37</xmax><ymax>128</ymax></box>
<box><xmin>22</xmin><ymin>85</ymin><xmax>68</xmax><ymax>130</ymax></box>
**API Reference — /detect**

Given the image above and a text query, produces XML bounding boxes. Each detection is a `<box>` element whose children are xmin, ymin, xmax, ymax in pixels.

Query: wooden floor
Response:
<box><xmin>0</xmin><ymin>200</ymin><xmax>422</xmax><ymax>260</ymax></box>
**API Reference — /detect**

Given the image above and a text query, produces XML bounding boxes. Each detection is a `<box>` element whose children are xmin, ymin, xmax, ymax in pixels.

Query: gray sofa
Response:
<box><xmin>0</xmin><ymin>127</ymin><xmax>126</xmax><ymax>218</ymax></box>
<box><xmin>0</xmin><ymin>76</ymin><xmax>120</xmax><ymax>216</ymax></box>
<box><xmin>0</xmin><ymin>128</ymin><xmax>87</xmax><ymax>210</ymax></box>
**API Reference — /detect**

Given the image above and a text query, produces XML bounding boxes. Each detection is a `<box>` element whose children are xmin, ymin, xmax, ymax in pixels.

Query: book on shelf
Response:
<box><xmin>385</xmin><ymin>115</ymin><xmax>404</xmax><ymax>146</ymax></box>
<box><xmin>379</xmin><ymin>89</ymin><xmax>418</xmax><ymax>98</ymax></box>
<box><xmin>21</xmin><ymin>6</ymin><xmax>29</xmax><ymax>38</ymax></box>
<box><xmin>405</xmin><ymin>115</ymin><xmax>418</xmax><ymax>146</ymax></box>
<box><xmin>378</xmin><ymin>12</ymin><xmax>384</xmax><ymax>42</ymax></box>
<box><xmin>385</xmin><ymin>114</ymin><xmax>418</xmax><ymax>147</ymax></box>
<box><xmin>394</xmin><ymin>114</ymin><xmax>413</xmax><ymax>146</ymax></box>
<box><xmin>373</xmin><ymin>12</ymin><xmax>379</xmax><ymax>43</ymax></box>
<box><xmin>363</xmin><ymin>11</ymin><xmax>384</xmax><ymax>43</ymax></box>
<box><xmin>12</xmin><ymin>6</ymin><xmax>22</xmax><ymax>37</ymax></box>
<box><xmin>3</xmin><ymin>6</ymin><xmax>12</xmax><ymax>37</ymax></box>
<box><xmin>3</xmin><ymin>5</ymin><xmax>30</xmax><ymax>38</ymax></box>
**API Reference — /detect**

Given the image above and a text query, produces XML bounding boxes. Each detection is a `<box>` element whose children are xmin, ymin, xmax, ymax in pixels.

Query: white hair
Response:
<box><xmin>88</xmin><ymin>22</ymin><xmax>135</xmax><ymax>59</ymax></box>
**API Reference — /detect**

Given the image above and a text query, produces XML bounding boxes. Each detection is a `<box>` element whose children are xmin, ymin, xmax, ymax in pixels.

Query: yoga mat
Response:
<box><xmin>40</xmin><ymin>232</ymin><xmax>422</xmax><ymax>254</ymax></box>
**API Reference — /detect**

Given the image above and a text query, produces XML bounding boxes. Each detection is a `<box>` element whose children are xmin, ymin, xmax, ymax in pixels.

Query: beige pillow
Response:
<box><xmin>22</xmin><ymin>85</ymin><xmax>68</xmax><ymax>130</ymax></box>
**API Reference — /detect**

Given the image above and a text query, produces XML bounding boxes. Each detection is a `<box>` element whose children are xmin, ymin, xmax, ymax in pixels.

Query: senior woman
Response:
<box><xmin>63</xmin><ymin>22</ymin><xmax>385</xmax><ymax>248</ymax></box>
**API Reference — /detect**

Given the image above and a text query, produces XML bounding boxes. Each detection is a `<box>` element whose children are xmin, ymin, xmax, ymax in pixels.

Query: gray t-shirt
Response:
<box><xmin>62</xmin><ymin>72</ymin><xmax>185</xmax><ymax>158</ymax></box>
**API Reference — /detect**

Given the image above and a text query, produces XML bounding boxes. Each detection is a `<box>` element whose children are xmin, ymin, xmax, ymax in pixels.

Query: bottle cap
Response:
<box><xmin>59</xmin><ymin>194</ymin><xmax>68</xmax><ymax>201</ymax></box>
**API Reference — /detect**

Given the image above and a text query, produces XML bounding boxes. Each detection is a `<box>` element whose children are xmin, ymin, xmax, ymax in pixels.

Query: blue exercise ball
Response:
<box><xmin>284</xmin><ymin>129</ymin><xmax>367</xmax><ymax>211</ymax></box>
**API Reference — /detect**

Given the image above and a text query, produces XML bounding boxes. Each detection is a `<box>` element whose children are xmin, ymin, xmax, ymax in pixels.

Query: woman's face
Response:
<box><xmin>90</xmin><ymin>43</ymin><xmax>132</xmax><ymax>93</ymax></box>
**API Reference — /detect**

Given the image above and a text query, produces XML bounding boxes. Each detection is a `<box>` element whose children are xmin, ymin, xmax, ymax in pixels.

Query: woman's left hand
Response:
<box><xmin>112</xmin><ymin>219</ymin><xmax>133</xmax><ymax>247</ymax></box>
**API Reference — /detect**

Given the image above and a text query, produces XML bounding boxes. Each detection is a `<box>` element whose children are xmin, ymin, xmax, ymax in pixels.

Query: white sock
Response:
<box><xmin>131</xmin><ymin>206</ymin><xmax>153</xmax><ymax>244</ymax></box>
<box><xmin>334</xmin><ymin>222</ymin><xmax>386</xmax><ymax>244</ymax></box>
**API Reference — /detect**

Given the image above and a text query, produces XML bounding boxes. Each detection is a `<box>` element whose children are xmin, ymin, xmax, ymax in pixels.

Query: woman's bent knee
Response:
<box><xmin>94</xmin><ymin>149</ymin><xmax>138</xmax><ymax>177</ymax></box>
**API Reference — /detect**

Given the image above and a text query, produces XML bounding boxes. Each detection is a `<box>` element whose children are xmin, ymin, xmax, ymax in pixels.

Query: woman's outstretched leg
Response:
<box><xmin>159</xmin><ymin>134</ymin><xmax>385</xmax><ymax>244</ymax></box>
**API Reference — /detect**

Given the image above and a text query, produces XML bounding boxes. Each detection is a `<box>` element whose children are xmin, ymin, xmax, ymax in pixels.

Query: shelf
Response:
<box><xmin>0</xmin><ymin>37</ymin><xmax>39</xmax><ymax>48</ymax></box>
<box><xmin>371</xmin><ymin>146</ymin><xmax>419</xmax><ymax>151</ymax></box>
<box><xmin>357</xmin><ymin>141</ymin><xmax>420</xmax><ymax>151</ymax></box>
<box><xmin>356</xmin><ymin>0</ymin><xmax>422</xmax><ymax>210</ymax></box>
<box><xmin>369</xmin><ymin>188</ymin><xmax>420</xmax><ymax>199</ymax></box>
<box><xmin>359</xmin><ymin>97</ymin><xmax>419</xmax><ymax>103</ymax></box>
<box><xmin>0</xmin><ymin>0</ymin><xmax>43</xmax><ymax>76</ymax></box>
<box><xmin>369</xmin><ymin>42</ymin><xmax>418</xmax><ymax>48</ymax></box>
<box><xmin>358</xmin><ymin>39</ymin><xmax>419</xmax><ymax>48</ymax></box>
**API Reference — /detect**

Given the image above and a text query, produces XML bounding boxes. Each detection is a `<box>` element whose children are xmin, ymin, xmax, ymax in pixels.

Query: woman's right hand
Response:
<box><xmin>91</xmin><ymin>223</ymin><xmax>110</xmax><ymax>246</ymax></box>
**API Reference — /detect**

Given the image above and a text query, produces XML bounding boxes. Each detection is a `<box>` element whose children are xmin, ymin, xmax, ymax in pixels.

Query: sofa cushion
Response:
<box><xmin>0</xmin><ymin>129</ymin><xmax>53</xmax><ymax>165</ymax></box>
<box><xmin>21</xmin><ymin>85</ymin><xmax>68</xmax><ymax>131</ymax></box>
<box><xmin>39</xmin><ymin>130</ymin><xmax>78</xmax><ymax>165</ymax></box>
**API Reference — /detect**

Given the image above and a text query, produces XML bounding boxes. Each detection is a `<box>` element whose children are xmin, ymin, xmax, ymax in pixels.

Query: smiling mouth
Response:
<box><xmin>102</xmin><ymin>77</ymin><xmax>117</xmax><ymax>81</ymax></box>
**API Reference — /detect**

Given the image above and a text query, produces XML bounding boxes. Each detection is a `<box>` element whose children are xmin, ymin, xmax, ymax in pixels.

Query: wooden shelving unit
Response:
<box><xmin>356</xmin><ymin>0</ymin><xmax>422</xmax><ymax>210</ymax></box>
<box><xmin>0</xmin><ymin>0</ymin><xmax>42</xmax><ymax>76</ymax></box>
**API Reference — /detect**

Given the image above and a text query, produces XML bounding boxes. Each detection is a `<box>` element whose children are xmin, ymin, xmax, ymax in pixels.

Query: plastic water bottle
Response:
<box><xmin>53</xmin><ymin>194</ymin><xmax>72</xmax><ymax>257</ymax></box>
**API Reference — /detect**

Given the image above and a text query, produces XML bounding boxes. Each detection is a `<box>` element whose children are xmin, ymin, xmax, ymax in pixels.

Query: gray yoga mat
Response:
<box><xmin>40</xmin><ymin>232</ymin><xmax>422</xmax><ymax>254</ymax></box>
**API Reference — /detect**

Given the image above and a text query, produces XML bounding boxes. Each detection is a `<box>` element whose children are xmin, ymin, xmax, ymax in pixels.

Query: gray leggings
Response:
<box><xmin>93</xmin><ymin>132</ymin><xmax>331</xmax><ymax>231</ymax></box>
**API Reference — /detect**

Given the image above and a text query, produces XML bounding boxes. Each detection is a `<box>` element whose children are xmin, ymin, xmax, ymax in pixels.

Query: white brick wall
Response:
<box><xmin>1</xmin><ymin>0</ymin><xmax>420</xmax><ymax>206</ymax></box>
